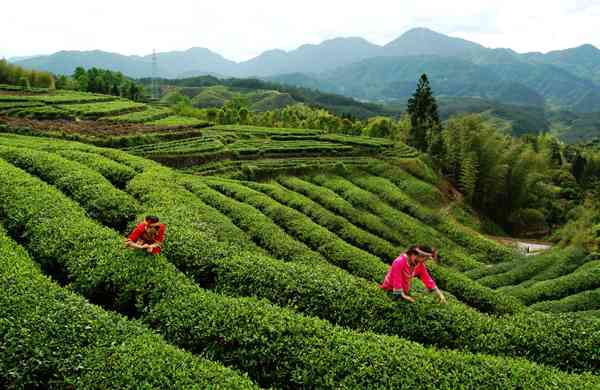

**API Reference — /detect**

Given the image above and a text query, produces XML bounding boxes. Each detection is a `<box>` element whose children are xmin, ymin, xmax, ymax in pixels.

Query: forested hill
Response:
<box><xmin>12</xmin><ymin>28</ymin><xmax>600</xmax><ymax>113</ymax></box>
<box><xmin>144</xmin><ymin>75</ymin><xmax>600</xmax><ymax>140</ymax></box>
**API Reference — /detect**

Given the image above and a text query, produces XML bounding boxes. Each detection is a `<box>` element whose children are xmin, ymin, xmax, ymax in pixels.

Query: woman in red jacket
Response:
<box><xmin>126</xmin><ymin>215</ymin><xmax>165</xmax><ymax>255</ymax></box>
<box><xmin>381</xmin><ymin>245</ymin><xmax>447</xmax><ymax>304</ymax></box>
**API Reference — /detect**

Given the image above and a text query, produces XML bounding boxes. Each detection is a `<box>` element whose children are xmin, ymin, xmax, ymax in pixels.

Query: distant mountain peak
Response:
<box><xmin>400</xmin><ymin>27</ymin><xmax>447</xmax><ymax>37</ymax></box>
<box><xmin>577</xmin><ymin>43</ymin><xmax>598</xmax><ymax>50</ymax></box>
<box><xmin>384</xmin><ymin>27</ymin><xmax>485</xmax><ymax>57</ymax></box>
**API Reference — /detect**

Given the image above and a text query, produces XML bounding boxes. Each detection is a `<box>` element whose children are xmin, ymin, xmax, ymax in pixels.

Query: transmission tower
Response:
<box><xmin>151</xmin><ymin>49</ymin><xmax>158</xmax><ymax>100</ymax></box>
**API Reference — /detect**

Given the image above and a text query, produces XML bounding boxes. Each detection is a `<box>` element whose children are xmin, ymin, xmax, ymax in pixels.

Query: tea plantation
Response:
<box><xmin>0</xmin><ymin>92</ymin><xmax>599</xmax><ymax>387</ymax></box>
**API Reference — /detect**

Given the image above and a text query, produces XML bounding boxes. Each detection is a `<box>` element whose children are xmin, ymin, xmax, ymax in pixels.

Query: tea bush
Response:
<box><xmin>0</xmin><ymin>228</ymin><xmax>258</xmax><ymax>389</ymax></box>
<box><xmin>203</xmin><ymin>177</ymin><xmax>388</xmax><ymax>281</ymax></box>
<box><xmin>349</xmin><ymin>174</ymin><xmax>515</xmax><ymax>263</ymax></box>
<box><xmin>181</xmin><ymin>178</ymin><xmax>328</xmax><ymax>266</ymax></box>
<box><xmin>127</xmin><ymin>168</ymin><xmax>598</xmax><ymax>373</ymax></box>
<box><xmin>505</xmin><ymin>261</ymin><xmax>600</xmax><ymax>305</ymax></box>
<box><xmin>530</xmin><ymin>288</ymin><xmax>600</xmax><ymax>313</ymax></box>
<box><xmin>54</xmin><ymin>149</ymin><xmax>137</xmax><ymax>188</ymax></box>
<box><xmin>0</xmin><ymin>145</ymin><xmax>138</xmax><ymax>230</ymax></box>
<box><xmin>9</xmin><ymin>159</ymin><xmax>586</xmax><ymax>387</ymax></box>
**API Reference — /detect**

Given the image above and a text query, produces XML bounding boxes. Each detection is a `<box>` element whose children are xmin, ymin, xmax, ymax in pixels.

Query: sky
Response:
<box><xmin>1</xmin><ymin>0</ymin><xmax>599</xmax><ymax>62</ymax></box>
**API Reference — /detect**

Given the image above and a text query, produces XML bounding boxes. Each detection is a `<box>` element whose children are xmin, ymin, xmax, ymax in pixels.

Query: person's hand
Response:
<box><xmin>146</xmin><ymin>246</ymin><xmax>154</xmax><ymax>253</ymax></box>
<box><xmin>394</xmin><ymin>290</ymin><xmax>415</xmax><ymax>303</ymax></box>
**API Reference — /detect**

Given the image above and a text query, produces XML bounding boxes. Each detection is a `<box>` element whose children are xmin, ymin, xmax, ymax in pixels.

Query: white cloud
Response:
<box><xmin>1</xmin><ymin>0</ymin><xmax>599</xmax><ymax>61</ymax></box>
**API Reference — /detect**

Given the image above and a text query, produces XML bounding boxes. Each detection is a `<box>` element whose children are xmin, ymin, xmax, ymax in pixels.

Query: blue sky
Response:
<box><xmin>1</xmin><ymin>0</ymin><xmax>599</xmax><ymax>61</ymax></box>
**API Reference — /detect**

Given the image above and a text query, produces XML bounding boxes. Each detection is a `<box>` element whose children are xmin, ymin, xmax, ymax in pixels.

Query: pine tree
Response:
<box><xmin>407</xmin><ymin>74</ymin><xmax>441</xmax><ymax>152</ymax></box>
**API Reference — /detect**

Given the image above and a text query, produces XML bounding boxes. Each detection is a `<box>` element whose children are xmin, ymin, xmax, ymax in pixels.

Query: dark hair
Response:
<box><xmin>145</xmin><ymin>215</ymin><xmax>160</xmax><ymax>223</ymax></box>
<box><xmin>406</xmin><ymin>245</ymin><xmax>420</xmax><ymax>256</ymax></box>
<box><xmin>405</xmin><ymin>245</ymin><xmax>439</xmax><ymax>262</ymax></box>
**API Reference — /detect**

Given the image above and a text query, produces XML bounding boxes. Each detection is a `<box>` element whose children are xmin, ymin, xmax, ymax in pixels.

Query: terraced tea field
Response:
<box><xmin>0</xmin><ymin>87</ymin><xmax>208</xmax><ymax>134</ymax></box>
<box><xmin>0</xmin><ymin>131</ymin><xmax>598</xmax><ymax>388</ymax></box>
<box><xmin>122</xmin><ymin>124</ymin><xmax>402</xmax><ymax>171</ymax></box>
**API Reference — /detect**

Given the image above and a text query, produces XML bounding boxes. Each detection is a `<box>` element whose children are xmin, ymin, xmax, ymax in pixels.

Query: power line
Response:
<box><xmin>151</xmin><ymin>49</ymin><xmax>158</xmax><ymax>100</ymax></box>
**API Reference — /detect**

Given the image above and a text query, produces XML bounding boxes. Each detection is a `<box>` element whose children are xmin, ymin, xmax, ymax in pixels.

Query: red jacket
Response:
<box><xmin>380</xmin><ymin>254</ymin><xmax>437</xmax><ymax>294</ymax></box>
<box><xmin>128</xmin><ymin>223</ymin><xmax>165</xmax><ymax>254</ymax></box>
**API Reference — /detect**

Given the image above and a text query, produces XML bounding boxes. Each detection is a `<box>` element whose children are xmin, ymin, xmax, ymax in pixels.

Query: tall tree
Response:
<box><xmin>407</xmin><ymin>74</ymin><xmax>441</xmax><ymax>152</ymax></box>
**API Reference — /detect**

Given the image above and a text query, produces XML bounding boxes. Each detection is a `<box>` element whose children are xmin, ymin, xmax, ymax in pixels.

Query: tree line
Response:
<box><xmin>0</xmin><ymin>59</ymin><xmax>55</xmax><ymax>89</ymax></box>
<box><xmin>56</xmin><ymin>67</ymin><xmax>144</xmax><ymax>101</ymax></box>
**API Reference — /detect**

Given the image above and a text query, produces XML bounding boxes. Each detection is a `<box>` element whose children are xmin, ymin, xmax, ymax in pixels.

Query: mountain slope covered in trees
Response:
<box><xmin>11</xmin><ymin>28</ymin><xmax>600</xmax><ymax>113</ymax></box>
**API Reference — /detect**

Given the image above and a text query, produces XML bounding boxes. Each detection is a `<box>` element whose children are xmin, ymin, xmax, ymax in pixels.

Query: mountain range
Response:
<box><xmin>10</xmin><ymin>27</ymin><xmax>600</xmax><ymax>112</ymax></box>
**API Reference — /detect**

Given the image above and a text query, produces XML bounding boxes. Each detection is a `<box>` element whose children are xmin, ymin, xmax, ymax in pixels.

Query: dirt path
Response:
<box><xmin>488</xmin><ymin>235</ymin><xmax>553</xmax><ymax>255</ymax></box>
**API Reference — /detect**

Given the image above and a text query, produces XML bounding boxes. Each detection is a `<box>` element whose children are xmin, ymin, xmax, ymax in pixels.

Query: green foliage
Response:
<box><xmin>439</xmin><ymin>114</ymin><xmax>555</xmax><ymax>231</ymax></box>
<box><xmin>0</xmin><ymin>59</ymin><xmax>55</xmax><ymax>88</ymax></box>
<box><xmin>407</xmin><ymin>74</ymin><xmax>441</xmax><ymax>152</ymax></box>
<box><xmin>275</xmin><ymin>174</ymin><xmax>529</xmax><ymax>317</ymax></box>
<box><xmin>508</xmin><ymin>208</ymin><xmax>548</xmax><ymax>236</ymax></box>
<box><xmin>4</xmin><ymin>105</ymin><xmax>73</xmax><ymax>120</ymax></box>
<box><xmin>3</xmin><ymin>160</ymin><xmax>596</xmax><ymax>386</ymax></box>
<box><xmin>459</xmin><ymin>152</ymin><xmax>478</xmax><ymax>201</ymax></box>
<box><xmin>363</xmin><ymin>116</ymin><xmax>393</xmax><ymax>138</ymax></box>
<box><xmin>556</xmin><ymin>197</ymin><xmax>600</xmax><ymax>252</ymax></box>
<box><xmin>0</xmin><ymin>124</ymin><xmax>204</xmax><ymax>148</ymax></box>
<box><xmin>478</xmin><ymin>250</ymin><xmax>572</xmax><ymax>289</ymax></box>
<box><xmin>53</xmin><ymin>149</ymin><xmax>137</xmax><ymax>188</ymax></box>
<box><xmin>363</xmin><ymin>161</ymin><xmax>444</xmax><ymax>207</ymax></box>
<box><xmin>72</xmin><ymin>66</ymin><xmax>144</xmax><ymax>101</ymax></box>
<box><xmin>347</xmin><ymin>174</ymin><xmax>515</xmax><ymax>263</ymax></box>
<box><xmin>202</xmin><ymin>177</ymin><xmax>387</xmax><ymax>281</ymax></box>
<box><xmin>245</xmin><ymin>180</ymin><xmax>398</xmax><ymax>263</ymax></box>
<box><xmin>182</xmin><ymin>178</ymin><xmax>328</xmax><ymax>266</ymax></box>
<box><xmin>0</xmin><ymin>228</ymin><xmax>257</xmax><ymax>389</ymax></box>
<box><xmin>59</xmin><ymin>100</ymin><xmax>146</xmax><ymax>118</ymax></box>
<box><xmin>0</xmin><ymin>145</ymin><xmax>138</xmax><ymax>230</ymax></box>
<box><xmin>125</xmin><ymin>137</ymin><xmax>224</xmax><ymax>157</ymax></box>
<box><xmin>309</xmin><ymin>174</ymin><xmax>480</xmax><ymax>269</ymax></box>
<box><xmin>0</xmin><ymin>90</ymin><xmax>115</xmax><ymax>104</ymax></box>
<box><xmin>0</xmin><ymin>101</ymin><xmax>44</xmax><ymax>111</ymax></box>
<box><xmin>161</xmin><ymin>90</ymin><xmax>191</xmax><ymax>105</ymax></box>
<box><xmin>120</xmin><ymin>124</ymin><xmax>394</xmax><ymax>169</ymax></box>
<box><xmin>146</xmin><ymin>115</ymin><xmax>209</xmax><ymax>128</ymax></box>
<box><xmin>101</xmin><ymin>106</ymin><xmax>172</xmax><ymax>123</ymax></box>
<box><xmin>504</xmin><ymin>260</ymin><xmax>600</xmax><ymax>305</ymax></box>
<box><xmin>128</xmin><ymin>166</ymin><xmax>598</xmax><ymax>374</ymax></box>
<box><xmin>143</xmin><ymin>75</ymin><xmax>389</xmax><ymax>120</ymax></box>
<box><xmin>530</xmin><ymin>287</ymin><xmax>600</xmax><ymax>313</ymax></box>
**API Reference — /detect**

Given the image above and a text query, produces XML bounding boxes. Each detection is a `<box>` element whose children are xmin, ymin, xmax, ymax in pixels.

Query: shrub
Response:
<box><xmin>364</xmin><ymin>160</ymin><xmax>445</xmax><ymax>207</ymax></box>
<box><xmin>7</xmin><ymin>159</ymin><xmax>574</xmax><ymax>387</ymax></box>
<box><xmin>348</xmin><ymin>173</ymin><xmax>515</xmax><ymax>263</ymax></box>
<box><xmin>181</xmin><ymin>178</ymin><xmax>328</xmax><ymax>266</ymax></box>
<box><xmin>202</xmin><ymin>177</ymin><xmax>388</xmax><ymax>281</ymax></box>
<box><xmin>0</xmin><ymin>146</ymin><xmax>138</xmax><ymax>231</ymax></box>
<box><xmin>273</xmin><ymin>175</ymin><xmax>523</xmax><ymax>314</ymax></box>
<box><xmin>0</xmin><ymin>133</ymin><xmax>158</xmax><ymax>173</ymax></box>
<box><xmin>245</xmin><ymin>180</ymin><xmax>399</xmax><ymax>261</ymax></box>
<box><xmin>500</xmin><ymin>248</ymin><xmax>592</xmax><ymax>290</ymax></box>
<box><xmin>508</xmin><ymin>208</ymin><xmax>548</xmax><ymax>236</ymax></box>
<box><xmin>530</xmin><ymin>288</ymin><xmax>600</xmax><ymax>313</ymax></box>
<box><xmin>479</xmin><ymin>250</ymin><xmax>568</xmax><ymax>289</ymax></box>
<box><xmin>309</xmin><ymin>174</ymin><xmax>481</xmax><ymax>270</ymax></box>
<box><xmin>2</xmin><ymin>154</ymin><xmax>599</xmax><ymax>382</ymax></box>
<box><xmin>504</xmin><ymin>261</ymin><xmax>600</xmax><ymax>305</ymax></box>
<box><xmin>54</xmin><ymin>149</ymin><xmax>137</xmax><ymax>188</ymax></box>
<box><xmin>128</xmin><ymin>168</ymin><xmax>599</xmax><ymax>374</ymax></box>
<box><xmin>0</xmin><ymin>228</ymin><xmax>257</xmax><ymax>389</ymax></box>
